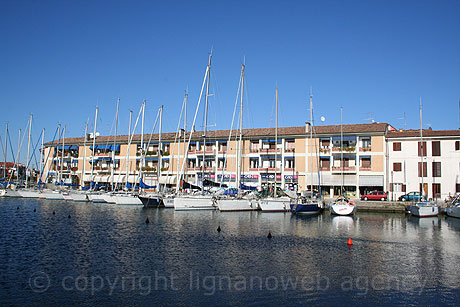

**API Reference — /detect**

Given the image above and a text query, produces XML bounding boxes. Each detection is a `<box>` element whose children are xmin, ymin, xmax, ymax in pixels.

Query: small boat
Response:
<box><xmin>409</xmin><ymin>201</ymin><xmax>440</xmax><ymax>217</ymax></box>
<box><xmin>101</xmin><ymin>192</ymin><xmax>143</xmax><ymax>205</ymax></box>
<box><xmin>259</xmin><ymin>196</ymin><xmax>291</xmax><ymax>212</ymax></box>
<box><xmin>139</xmin><ymin>193</ymin><xmax>163</xmax><ymax>208</ymax></box>
<box><xmin>445</xmin><ymin>194</ymin><xmax>460</xmax><ymax>218</ymax></box>
<box><xmin>329</xmin><ymin>196</ymin><xmax>356</xmax><ymax>216</ymax></box>
<box><xmin>174</xmin><ymin>194</ymin><xmax>216</xmax><ymax>210</ymax></box>
<box><xmin>291</xmin><ymin>191</ymin><xmax>324</xmax><ymax>214</ymax></box>
<box><xmin>217</xmin><ymin>198</ymin><xmax>258</xmax><ymax>211</ymax></box>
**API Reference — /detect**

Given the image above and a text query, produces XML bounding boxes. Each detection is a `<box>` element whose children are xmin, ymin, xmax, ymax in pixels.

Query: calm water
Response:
<box><xmin>0</xmin><ymin>198</ymin><xmax>459</xmax><ymax>306</ymax></box>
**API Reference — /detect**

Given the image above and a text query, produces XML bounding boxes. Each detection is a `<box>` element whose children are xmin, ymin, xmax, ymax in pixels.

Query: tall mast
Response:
<box><xmin>25</xmin><ymin>114</ymin><xmax>32</xmax><ymax>188</ymax></box>
<box><xmin>125</xmin><ymin>110</ymin><xmax>133</xmax><ymax>189</ymax></box>
<box><xmin>183</xmin><ymin>92</ymin><xmax>187</xmax><ymax>189</ymax></box>
<box><xmin>4</xmin><ymin>123</ymin><xmax>8</xmax><ymax>179</ymax></box>
<box><xmin>82</xmin><ymin>122</ymin><xmax>88</xmax><ymax>188</ymax></box>
<box><xmin>111</xmin><ymin>98</ymin><xmax>120</xmax><ymax>191</ymax></box>
<box><xmin>420</xmin><ymin>97</ymin><xmax>424</xmax><ymax>198</ymax></box>
<box><xmin>202</xmin><ymin>52</ymin><xmax>212</xmax><ymax>189</ymax></box>
<box><xmin>340</xmin><ymin>106</ymin><xmax>344</xmax><ymax>196</ymax></box>
<box><xmin>158</xmin><ymin>105</ymin><xmax>163</xmax><ymax>191</ymax></box>
<box><xmin>237</xmin><ymin>64</ymin><xmax>245</xmax><ymax>194</ymax></box>
<box><xmin>90</xmin><ymin>107</ymin><xmax>98</xmax><ymax>190</ymax></box>
<box><xmin>310</xmin><ymin>88</ymin><xmax>313</xmax><ymax>192</ymax></box>
<box><xmin>274</xmin><ymin>87</ymin><xmax>278</xmax><ymax>197</ymax></box>
<box><xmin>39</xmin><ymin>128</ymin><xmax>44</xmax><ymax>184</ymax></box>
<box><xmin>139</xmin><ymin>100</ymin><xmax>146</xmax><ymax>191</ymax></box>
<box><xmin>60</xmin><ymin>126</ymin><xmax>66</xmax><ymax>189</ymax></box>
<box><xmin>17</xmin><ymin>129</ymin><xmax>21</xmax><ymax>185</ymax></box>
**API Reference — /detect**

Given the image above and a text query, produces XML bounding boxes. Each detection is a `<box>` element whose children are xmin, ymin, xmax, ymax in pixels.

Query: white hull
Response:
<box><xmin>87</xmin><ymin>193</ymin><xmax>107</xmax><ymax>203</ymax></box>
<box><xmin>258</xmin><ymin>197</ymin><xmax>291</xmax><ymax>212</ymax></box>
<box><xmin>409</xmin><ymin>202</ymin><xmax>440</xmax><ymax>217</ymax></box>
<box><xmin>69</xmin><ymin>192</ymin><xmax>88</xmax><ymax>202</ymax></box>
<box><xmin>446</xmin><ymin>206</ymin><xmax>460</xmax><ymax>218</ymax></box>
<box><xmin>163</xmin><ymin>196</ymin><xmax>175</xmax><ymax>208</ymax></box>
<box><xmin>0</xmin><ymin>189</ymin><xmax>5</xmax><ymax>197</ymax></box>
<box><xmin>217</xmin><ymin>198</ymin><xmax>257</xmax><ymax>211</ymax></box>
<box><xmin>16</xmin><ymin>190</ymin><xmax>41</xmax><ymax>198</ymax></box>
<box><xmin>40</xmin><ymin>191</ymin><xmax>65</xmax><ymax>200</ymax></box>
<box><xmin>4</xmin><ymin>190</ymin><xmax>21</xmax><ymax>197</ymax></box>
<box><xmin>104</xmin><ymin>194</ymin><xmax>143</xmax><ymax>206</ymax></box>
<box><xmin>174</xmin><ymin>195</ymin><xmax>215</xmax><ymax>210</ymax></box>
<box><xmin>329</xmin><ymin>202</ymin><xmax>356</xmax><ymax>216</ymax></box>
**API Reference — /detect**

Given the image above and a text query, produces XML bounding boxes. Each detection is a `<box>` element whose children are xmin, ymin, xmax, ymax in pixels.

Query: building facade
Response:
<box><xmin>386</xmin><ymin>129</ymin><xmax>460</xmax><ymax>201</ymax></box>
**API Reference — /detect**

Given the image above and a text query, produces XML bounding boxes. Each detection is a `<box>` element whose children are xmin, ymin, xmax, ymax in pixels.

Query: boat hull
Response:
<box><xmin>16</xmin><ymin>190</ymin><xmax>41</xmax><ymax>198</ymax></box>
<box><xmin>139</xmin><ymin>195</ymin><xmax>163</xmax><ymax>208</ymax></box>
<box><xmin>258</xmin><ymin>197</ymin><xmax>291</xmax><ymax>212</ymax></box>
<box><xmin>69</xmin><ymin>192</ymin><xmax>88</xmax><ymax>202</ymax></box>
<box><xmin>446</xmin><ymin>206</ymin><xmax>460</xmax><ymax>218</ymax></box>
<box><xmin>329</xmin><ymin>203</ymin><xmax>356</xmax><ymax>216</ymax></box>
<box><xmin>409</xmin><ymin>202</ymin><xmax>440</xmax><ymax>217</ymax></box>
<box><xmin>290</xmin><ymin>202</ymin><xmax>322</xmax><ymax>215</ymax></box>
<box><xmin>102</xmin><ymin>194</ymin><xmax>143</xmax><ymax>205</ymax></box>
<box><xmin>217</xmin><ymin>198</ymin><xmax>257</xmax><ymax>211</ymax></box>
<box><xmin>174</xmin><ymin>196</ymin><xmax>215</xmax><ymax>210</ymax></box>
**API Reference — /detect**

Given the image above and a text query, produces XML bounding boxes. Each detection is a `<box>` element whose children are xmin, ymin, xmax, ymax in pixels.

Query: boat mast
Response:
<box><xmin>340</xmin><ymin>106</ymin><xmax>344</xmax><ymax>196</ymax></box>
<box><xmin>310</xmin><ymin>88</ymin><xmax>313</xmax><ymax>192</ymax></box>
<box><xmin>60</xmin><ymin>126</ymin><xmax>66</xmax><ymax>189</ymax></box>
<box><xmin>177</xmin><ymin>93</ymin><xmax>187</xmax><ymax>190</ymax></box>
<box><xmin>90</xmin><ymin>107</ymin><xmax>98</xmax><ymax>191</ymax></box>
<box><xmin>125</xmin><ymin>110</ymin><xmax>132</xmax><ymax>189</ymax></box>
<box><xmin>237</xmin><ymin>64</ymin><xmax>245</xmax><ymax>195</ymax></box>
<box><xmin>82</xmin><ymin>121</ymin><xmax>88</xmax><ymax>188</ymax></box>
<box><xmin>39</xmin><ymin>128</ymin><xmax>44</xmax><ymax>185</ymax></box>
<box><xmin>202</xmin><ymin>52</ymin><xmax>212</xmax><ymax>190</ymax></box>
<box><xmin>274</xmin><ymin>87</ymin><xmax>278</xmax><ymax>197</ymax></box>
<box><xmin>111</xmin><ymin>98</ymin><xmax>120</xmax><ymax>191</ymax></box>
<box><xmin>158</xmin><ymin>105</ymin><xmax>163</xmax><ymax>191</ymax></box>
<box><xmin>420</xmin><ymin>97</ymin><xmax>424</xmax><ymax>198</ymax></box>
<box><xmin>16</xmin><ymin>129</ymin><xmax>21</xmax><ymax>185</ymax></box>
<box><xmin>139</xmin><ymin>100</ymin><xmax>146</xmax><ymax>192</ymax></box>
<box><xmin>4</xmin><ymin>123</ymin><xmax>8</xmax><ymax>180</ymax></box>
<box><xmin>25</xmin><ymin>114</ymin><xmax>32</xmax><ymax>188</ymax></box>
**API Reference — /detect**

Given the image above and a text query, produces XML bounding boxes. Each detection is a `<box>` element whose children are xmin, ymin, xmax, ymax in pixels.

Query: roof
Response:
<box><xmin>387</xmin><ymin>129</ymin><xmax>460</xmax><ymax>139</ymax></box>
<box><xmin>44</xmin><ymin>122</ymin><xmax>392</xmax><ymax>146</ymax></box>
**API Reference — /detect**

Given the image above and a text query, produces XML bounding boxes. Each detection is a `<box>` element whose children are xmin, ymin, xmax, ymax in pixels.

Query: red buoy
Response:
<box><xmin>347</xmin><ymin>238</ymin><xmax>353</xmax><ymax>245</ymax></box>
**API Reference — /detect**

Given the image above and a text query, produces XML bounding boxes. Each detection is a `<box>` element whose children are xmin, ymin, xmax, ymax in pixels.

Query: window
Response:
<box><xmin>360</xmin><ymin>157</ymin><xmax>371</xmax><ymax>168</ymax></box>
<box><xmin>393</xmin><ymin>162</ymin><xmax>402</xmax><ymax>172</ymax></box>
<box><xmin>393</xmin><ymin>142</ymin><xmax>401</xmax><ymax>151</ymax></box>
<box><xmin>402</xmin><ymin>184</ymin><xmax>406</xmax><ymax>192</ymax></box>
<box><xmin>432</xmin><ymin>183</ymin><xmax>441</xmax><ymax>199</ymax></box>
<box><xmin>418</xmin><ymin>142</ymin><xmax>427</xmax><ymax>156</ymax></box>
<box><xmin>432</xmin><ymin>141</ymin><xmax>441</xmax><ymax>156</ymax></box>
<box><xmin>320</xmin><ymin>157</ymin><xmax>330</xmax><ymax>170</ymax></box>
<box><xmin>432</xmin><ymin>162</ymin><xmax>441</xmax><ymax>177</ymax></box>
<box><xmin>457</xmin><ymin>184</ymin><xmax>460</xmax><ymax>193</ymax></box>
<box><xmin>418</xmin><ymin>162</ymin><xmax>427</xmax><ymax>177</ymax></box>
<box><xmin>456</xmin><ymin>141</ymin><xmax>460</xmax><ymax>151</ymax></box>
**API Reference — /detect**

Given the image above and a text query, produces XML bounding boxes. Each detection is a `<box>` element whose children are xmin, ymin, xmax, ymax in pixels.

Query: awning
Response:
<box><xmin>317</xmin><ymin>174</ymin><xmax>357</xmax><ymax>186</ymax></box>
<box><xmin>56</xmin><ymin>145</ymin><xmax>78</xmax><ymax>150</ymax></box>
<box><xmin>359</xmin><ymin>175</ymin><xmax>384</xmax><ymax>186</ymax></box>
<box><xmin>159</xmin><ymin>176</ymin><xmax>177</xmax><ymax>185</ymax></box>
<box><xmin>94</xmin><ymin>175</ymin><xmax>110</xmax><ymax>182</ymax></box>
<box><xmin>332</xmin><ymin>136</ymin><xmax>356</xmax><ymax>142</ymax></box>
<box><xmin>90</xmin><ymin>144</ymin><xmax>120</xmax><ymax>151</ymax></box>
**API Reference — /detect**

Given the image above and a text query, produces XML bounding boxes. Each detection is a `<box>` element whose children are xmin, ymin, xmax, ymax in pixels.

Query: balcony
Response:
<box><xmin>284</xmin><ymin>168</ymin><xmax>294</xmax><ymax>171</ymax></box>
<box><xmin>319</xmin><ymin>148</ymin><xmax>330</xmax><ymax>154</ymax></box>
<box><xmin>332</xmin><ymin>147</ymin><xmax>356</xmax><ymax>153</ymax></box>
<box><xmin>359</xmin><ymin>147</ymin><xmax>371</xmax><ymax>152</ymax></box>
<box><xmin>359</xmin><ymin>167</ymin><xmax>371</xmax><ymax>171</ymax></box>
<box><xmin>249</xmin><ymin>148</ymin><xmax>259</xmax><ymax>153</ymax></box>
<box><xmin>319</xmin><ymin>167</ymin><xmax>330</xmax><ymax>171</ymax></box>
<box><xmin>259</xmin><ymin>148</ymin><xmax>281</xmax><ymax>154</ymax></box>
<box><xmin>285</xmin><ymin>148</ymin><xmax>295</xmax><ymax>153</ymax></box>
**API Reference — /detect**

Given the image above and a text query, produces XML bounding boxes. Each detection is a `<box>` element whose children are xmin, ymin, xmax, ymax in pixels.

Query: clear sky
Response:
<box><xmin>1</xmin><ymin>0</ymin><xmax>459</xmax><ymax>167</ymax></box>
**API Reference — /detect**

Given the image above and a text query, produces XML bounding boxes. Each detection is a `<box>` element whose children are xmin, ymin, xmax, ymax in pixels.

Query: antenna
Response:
<box><xmin>398</xmin><ymin>112</ymin><xmax>407</xmax><ymax>130</ymax></box>
<box><xmin>365</xmin><ymin>112</ymin><xmax>374</xmax><ymax>123</ymax></box>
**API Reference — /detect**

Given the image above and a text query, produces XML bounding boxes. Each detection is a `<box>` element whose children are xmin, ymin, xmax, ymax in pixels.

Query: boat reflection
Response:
<box><xmin>408</xmin><ymin>215</ymin><xmax>441</xmax><ymax>228</ymax></box>
<box><xmin>331</xmin><ymin>215</ymin><xmax>354</xmax><ymax>232</ymax></box>
<box><xmin>445</xmin><ymin>216</ymin><xmax>460</xmax><ymax>231</ymax></box>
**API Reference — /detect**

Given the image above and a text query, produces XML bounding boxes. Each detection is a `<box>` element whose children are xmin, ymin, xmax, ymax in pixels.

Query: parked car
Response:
<box><xmin>360</xmin><ymin>191</ymin><xmax>387</xmax><ymax>201</ymax></box>
<box><xmin>398</xmin><ymin>191</ymin><xmax>422</xmax><ymax>201</ymax></box>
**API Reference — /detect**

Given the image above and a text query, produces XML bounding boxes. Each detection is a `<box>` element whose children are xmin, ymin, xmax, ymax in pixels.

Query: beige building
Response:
<box><xmin>42</xmin><ymin>122</ymin><xmax>394</xmax><ymax>197</ymax></box>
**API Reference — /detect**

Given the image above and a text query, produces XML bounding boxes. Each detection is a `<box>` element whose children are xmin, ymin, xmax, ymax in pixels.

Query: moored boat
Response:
<box><xmin>329</xmin><ymin>196</ymin><xmax>356</xmax><ymax>216</ymax></box>
<box><xmin>409</xmin><ymin>201</ymin><xmax>440</xmax><ymax>217</ymax></box>
<box><xmin>259</xmin><ymin>197</ymin><xmax>291</xmax><ymax>212</ymax></box>
<box><xmin>174</xmin><ymin>194</ymin><xmax>216</xmax><ymax>210</ymax></box>
<box><xmin>445</xmin><ymin>194</ymin><xmax>460</xmax><ymax>218</ymax></box>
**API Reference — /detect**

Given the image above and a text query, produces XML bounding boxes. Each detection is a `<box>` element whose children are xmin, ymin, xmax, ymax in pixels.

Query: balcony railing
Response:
<box><xmin>331</xmin><ymin>166</ymin><xmax>356</xmax><ymax>172</ymax></box>
<box><xmin>320</xmin><ymin>166</ymin><xmax>330</xmax><ymax>171</ymax></box>
<box><xmin>319</xmin><ymin>148</ymin><xmax>330</xmax><ymax>154</ymax></box>
<box><xmin>359</xmin><ymin>147</ymin><xmax>372</xmax><ymax>152</ymax></box>
<box><xmin>359</xmin><ymin>167</ymin><xmax>371</xmax><ymax>171</ymax></box>
<box><xmin>332</xmin><ymin>147</ymin><xmax>356</xmax><ymax>153</ymax></box>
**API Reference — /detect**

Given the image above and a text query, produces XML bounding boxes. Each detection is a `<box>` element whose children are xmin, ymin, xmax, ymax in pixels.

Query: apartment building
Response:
<box><xmin>42</xmin><ymin>122</ymin><xmax>394</xmax><ymax>198</ymax></box>
<box><xmin>386</xmin><ymin>129</ymin><xmax>460</xmax><ymax>201</ymax></box>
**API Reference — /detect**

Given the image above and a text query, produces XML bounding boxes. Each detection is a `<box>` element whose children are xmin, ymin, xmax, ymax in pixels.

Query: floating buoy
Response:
<box><xmin>347</xmin><ymin>238</ymin><xmax>353</xmax><ymax>245</ymax></box>
<box><xmin>33</xmin><ymin>208</ymin><xmax>36</xmax><ymax>212</ymax></box>
<box><xmin>68</xmin><ymin>215</ymin><xmax>71</xmax><ymax>219</ymax></box>
<box><xmin>17</xmin><ymin>207</ymin><xmax>19</xmax><ymax>210</ymax></box>
<box><xmin>267</xmin><ymin>232</ymin><xmax>272</xmax><ymax>239</ymax></box>
<box><xmin>145</xmin><ymin>217</ymin><xmax>150</xmax><ymax>224</ymax></box>
<box><xmin>52</xmin><ymin>211</ymin><xmax>55</xmax><ymax>215</ymax></box>
<box><xmin>217</xmin><ymin>226</ymin><xmax>221</xmax><ymax>232</ymax></box>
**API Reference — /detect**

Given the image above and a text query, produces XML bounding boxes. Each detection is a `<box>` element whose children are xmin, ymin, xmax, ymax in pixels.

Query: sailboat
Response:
<box><xmin>258</xmin><ymin>87</ymin><xmax>292</xmax><ymax>212</ymax></box>
<box><xmin>217</xmin><ymin>63</ymin><xmax>257</xmax><ymax>212</ymax></box>
<box><xmin>290</xmin><ymin>90</ymin><xmax>323</xmax><ymax>214</ymax></box>
<box><xmin>446</xmin><ymin>194</ymin><xmax>460</xmax><ymax>218</ymax></box>
<box><xmin>174</xmin><ymin>52</ymin><xmax>216</xmax><ymax>210</ymax></box>
<box><xmin>329</xmin><ymin>106</ymin><xmax>356</xmax><ymax>216</ymax></box>
<box><xmin>408</xmin><ymin>98</ymin><xmax>440</xmax><ymax>217</ymax></box>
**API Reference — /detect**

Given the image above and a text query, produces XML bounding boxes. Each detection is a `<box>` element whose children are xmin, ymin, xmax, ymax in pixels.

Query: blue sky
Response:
<box><xmin>1</xmin><ymin>0</ymin><xmax>459</xmax><ymax>166</ymax></box>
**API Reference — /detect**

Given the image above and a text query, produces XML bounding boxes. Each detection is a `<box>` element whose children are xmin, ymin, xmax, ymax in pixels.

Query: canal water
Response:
<box><xmin>0</xmin><ymin>198</ymin><xmax>459</xmax><ymax>305</ymax></box>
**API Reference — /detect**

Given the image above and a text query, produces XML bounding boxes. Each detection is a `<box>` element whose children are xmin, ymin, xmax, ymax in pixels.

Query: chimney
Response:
<box><xmin>305</xmin><ymin>122</ymin><xmax>311</xmax><ymax>133</ymax></box>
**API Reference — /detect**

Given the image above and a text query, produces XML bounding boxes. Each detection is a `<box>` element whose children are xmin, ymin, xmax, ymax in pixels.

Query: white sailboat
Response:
<box><xmin>446</xmin><ymin>194</ymin><xmax>460</xmax><ymax>218</ymax></box>
<box><xmin>217</xmin><ymin>63</ymin><xmax>256</xmax><ymax>212</ymax></box>
<box><xmin>329</xmin><ymin>106</ymin><xmax>356</xmax><ymax>216</ymax></box>
<box><xmin>174</xmin><ymin>52</ymin><xmax>217</xmax><ymax>211</ymax></box>
<box><xmin>258</xmin><ymin>87</ymin><xmax>292</xmax><ymax>212</ymax></box>
<box><xmin>409</xmin><ymin>98</ymin><xmax>440</xmax><ymax>217</ymax></box>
